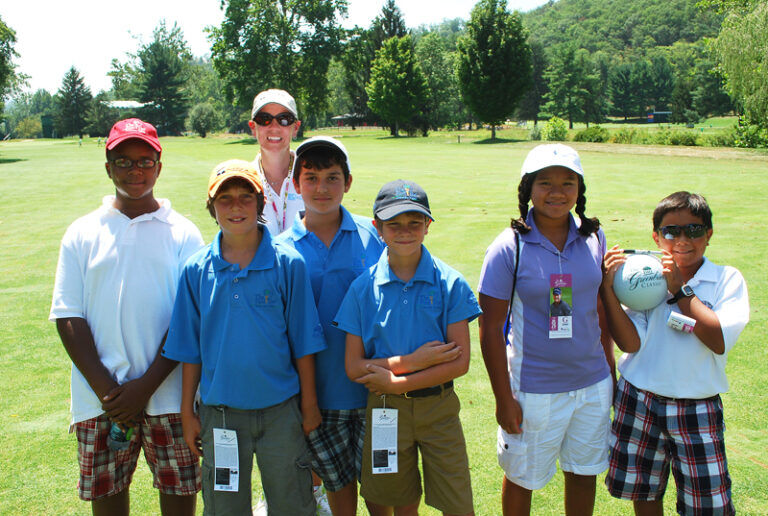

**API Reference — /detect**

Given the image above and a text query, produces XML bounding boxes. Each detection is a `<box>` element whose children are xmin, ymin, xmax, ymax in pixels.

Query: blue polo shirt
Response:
<box><xmin>478</xmin><ymin>210</ymin><xmax>609</xmax><ymax>394</ymax></box>
<box><xmin>163</xmin><ymin>226</ymin><xmax>326</xmax><ymax>410</ymax></box>
<box><xmin>334</xmin><ymin>245</ymin><xmax>481</xmax><ymax>360</ymax></box>
<box><xmin>276</xmin><ymin>207</ymin><xmax>385</xmax><ymax>409</ymax></box>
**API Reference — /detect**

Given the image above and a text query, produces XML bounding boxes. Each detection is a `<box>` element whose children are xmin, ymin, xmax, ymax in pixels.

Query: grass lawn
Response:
<box><xmin>1</xmin><ymin>131</ymin><xmax>766</xmax><ymax>515</ymax></box>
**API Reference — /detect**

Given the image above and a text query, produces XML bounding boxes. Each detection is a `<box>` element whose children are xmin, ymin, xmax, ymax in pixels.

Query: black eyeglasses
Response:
<box><xmin>252</xmin><ymin>112</ymin><xmax>296</xmax><ymax>127</ymax></box>
<box><xmin>110</xmin><ymin>158</ymin><xmax>158</xmax><ymax>169</ymax></box>
<box><xmin>659</xmin><ymin>224</ymin><xmax>708</xmax><ymax>240</ymax></box>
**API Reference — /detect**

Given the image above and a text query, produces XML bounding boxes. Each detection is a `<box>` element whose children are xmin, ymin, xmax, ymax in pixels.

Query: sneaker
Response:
<box><xmin>314</xmin><ymin>485</ymin><xmax>332</xmax><ymax>516</ymax></box>
<box><xmin>252</xmin><ymin>495</ymin><xmax>267</xmax><ymax>516</ymax></box>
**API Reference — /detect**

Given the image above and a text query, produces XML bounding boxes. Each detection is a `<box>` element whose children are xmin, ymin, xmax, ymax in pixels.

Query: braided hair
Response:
<box><xmin>510</xmin><ymin>170</ymin><xmax>600</xmax><ymax>236</ymax></box>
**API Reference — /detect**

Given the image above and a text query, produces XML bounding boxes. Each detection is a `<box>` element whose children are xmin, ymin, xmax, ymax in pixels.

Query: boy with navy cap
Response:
<box><xmin>334</xmin><ymin>179</ymin><xmax>481</xmax><ymax>515</ymax></box>
<box><xmin>50</xmin><ymin>118</ymin><xmax>203</xmax><ymax>515</ymax></box>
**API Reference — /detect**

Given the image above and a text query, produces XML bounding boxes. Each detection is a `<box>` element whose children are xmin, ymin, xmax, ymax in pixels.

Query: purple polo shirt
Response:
<box><xmin>478</xmin><ymin>211</ymin><xmax>609</xmax><ymax>393</ymax></box>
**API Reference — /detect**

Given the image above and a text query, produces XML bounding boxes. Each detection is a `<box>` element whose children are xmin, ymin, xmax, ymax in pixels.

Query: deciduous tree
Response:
<box><xmin>340</xmin><ymin>27</ymin><xmax>377</xmax><ymax>125</ymax></box>
<box><xmin>415</xmin><ymin>32</ymin><xmax>463</xmax><ymax>131</ymax></box>
<box><xmin>86</xmin><ymin>92</ymin><xmax>121</xmax><ymax>137</ymax></box>
<box><xmin>187</xmin><ymin>102</ymin><xmax>223</xmax><ymax>138</ymax></box>
<box><xmin>209</xmin><ymin>0</ymin><xmax>347</xmax><ymax>129</ymax></box>
<box><xmin>1</xmin><ymin>16</ymin><xmax>25</xmax><ymax>121</ymax></box>
<box><xmin>456</xmin><ymin>0</ymin><xmax>531</xmax><ymax>139</ymax></box>
<box><xmin>713</xmin><ymin>1</ymin><xmax>768</xmax><ymax>127</ymax></box>
<box><xmin>366</xmin><ymin>35</ymin><xmax>427</xmax><ymax>136</ymax></box>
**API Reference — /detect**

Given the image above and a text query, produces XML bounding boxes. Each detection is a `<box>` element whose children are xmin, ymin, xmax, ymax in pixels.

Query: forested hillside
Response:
<box><xmin>522</xmin><ymin>0</ymin><xmax>723</xmax><ymax>53</ymax></box>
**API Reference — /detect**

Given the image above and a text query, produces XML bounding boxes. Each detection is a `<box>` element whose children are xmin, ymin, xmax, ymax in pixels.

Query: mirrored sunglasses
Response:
<box><xmin>659</xmin><ymin>223</ymin><xmax>708</xmax><ymax>240</ymax></box>
<box><xmin>253</xmin><ymin>112</ymin><xmax>296</xmax><ymax>127</ymax></box>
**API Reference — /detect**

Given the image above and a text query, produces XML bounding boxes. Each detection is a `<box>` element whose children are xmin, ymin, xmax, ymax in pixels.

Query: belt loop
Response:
<box><xmin>217</xmin><ymin>406</ymin><xmax>227</xmax><ymax>429</ymax></box>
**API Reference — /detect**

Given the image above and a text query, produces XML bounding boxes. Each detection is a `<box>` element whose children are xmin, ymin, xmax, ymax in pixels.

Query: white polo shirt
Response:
<box><xmin>619</xmin><ymin>257</ymin><xmax>749</xmax><ymax>399</ymax></box>
<box><xmin>50</xmin><ymin>197</ymin><xmax>204</xmax><ymax>424</ymax></box>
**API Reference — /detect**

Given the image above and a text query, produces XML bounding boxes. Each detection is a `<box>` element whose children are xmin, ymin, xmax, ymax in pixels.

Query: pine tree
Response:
<box><xmin>55</xmin><ymin>67</ymin><xmax>92</xmax><ymax>138</ymax></box>
<box><xmin>137</xmin><ymin>23</ymin><xmax>190</xmax><ymax>135</ymax></box>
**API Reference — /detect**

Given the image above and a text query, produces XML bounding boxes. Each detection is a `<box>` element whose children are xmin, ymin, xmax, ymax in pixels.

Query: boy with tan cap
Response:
<box><xmin>162</xmin><ymin>159</ymin><xmax>326</xmax><ymax>515</ymax></box>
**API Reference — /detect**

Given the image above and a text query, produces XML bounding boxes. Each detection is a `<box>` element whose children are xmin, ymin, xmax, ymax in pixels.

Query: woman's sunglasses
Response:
<box><xmin>252</xmin><ymin>112</ymin><xmax>296</xmax><ymax>127</ymax></box>
<box><xmin>659</xmin><ymin>224</ymin><xmax>708</xmax><ymax>240</ymax></box>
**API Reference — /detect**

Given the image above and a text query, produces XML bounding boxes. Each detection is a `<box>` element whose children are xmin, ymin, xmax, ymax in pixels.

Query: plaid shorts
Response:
<box><xmin>605</xmin><ymin>378</ymin><xmax>734</xmax><ymax>516</ymax></box>
<box><xmin>306</xmin><ymin>408</ymin><xmax>366</xmax><ymax>492</ymax></box>
<box><xmin>74</xmin><ymin>413</ymin><xmax>201</xmax><ymax>501</ymax></box>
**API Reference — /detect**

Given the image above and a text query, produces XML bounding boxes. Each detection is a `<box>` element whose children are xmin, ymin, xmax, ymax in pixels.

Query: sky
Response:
<box><xmin>2</xmin><ymin>0</ymin><xmax>549</xmax><ymax>95</ymax></box>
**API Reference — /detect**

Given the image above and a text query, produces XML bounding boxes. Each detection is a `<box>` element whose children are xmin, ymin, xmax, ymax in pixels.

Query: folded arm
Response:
<box><xmin>345</xmin><ymin>320</ymin><xmax>470</xmax><ymax>395</ymax></box>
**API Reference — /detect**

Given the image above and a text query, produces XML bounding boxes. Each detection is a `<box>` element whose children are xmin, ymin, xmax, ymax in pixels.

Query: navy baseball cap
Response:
<box><xmin>373</xmin><ymin>179</ymin><xmax>433</xmax><ymax>221</ymax></box>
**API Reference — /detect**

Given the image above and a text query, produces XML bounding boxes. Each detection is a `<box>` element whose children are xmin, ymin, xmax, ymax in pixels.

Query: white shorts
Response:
<box><xmin>497</xmin><ymin>375</ymin><xmax>612</xmax><ymax>490</ymax></box>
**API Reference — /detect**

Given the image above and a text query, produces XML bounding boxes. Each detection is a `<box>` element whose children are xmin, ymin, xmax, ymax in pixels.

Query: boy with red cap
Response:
<box><xmin>50</xmin><ymin>118</ymin><xmax>204</xmax><ymax>515</ymax></box>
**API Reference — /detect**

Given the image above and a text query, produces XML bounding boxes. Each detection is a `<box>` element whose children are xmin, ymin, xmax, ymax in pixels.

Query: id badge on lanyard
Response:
<box><xmin>549</xmin><ymin>273</ymin><xmax>573</xmax><ymax>339</ymax></box>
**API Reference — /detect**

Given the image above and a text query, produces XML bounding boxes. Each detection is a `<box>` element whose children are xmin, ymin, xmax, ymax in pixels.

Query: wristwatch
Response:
<box><xmin>667</xmin><ymin>284</ymin><xmax>695</xmax><ymax>304</ymax></box>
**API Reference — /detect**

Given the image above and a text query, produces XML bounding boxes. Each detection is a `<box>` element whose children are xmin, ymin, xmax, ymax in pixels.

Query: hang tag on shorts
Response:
<box><xmin>549</xmin><ymin>274</ymin><xmax>573</xmax><ymax>339</ymax></box>
<box><xmin>213</xmin><ymin>428</ymin><xmax>239</xmax><ymax>492</ymax></box>
<box><xmin>371</xmin><ymin>408</ymin><xmax>398</xmax><ymax>474</ymax></box>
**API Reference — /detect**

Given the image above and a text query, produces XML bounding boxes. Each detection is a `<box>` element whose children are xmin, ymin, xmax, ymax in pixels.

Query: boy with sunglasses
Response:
<box><xmin>50</xmin><ymin>118</ymin><xmax>204</xmax><ymax>515</ymax></box>
<box><xmin>600</xmin><ymin>191</ymin><xmax>749</xmax><ymax>516</ymax></box>
<box><xmin>248</xmin><ymin>88</ymin><xmax>304</xmax><ymax>236</ymax></box>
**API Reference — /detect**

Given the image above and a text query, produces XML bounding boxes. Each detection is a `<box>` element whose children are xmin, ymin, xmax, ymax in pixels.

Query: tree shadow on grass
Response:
<box><xmin>224</xmin><ymin>137</ymin><xmax>257</xmax><ymax>146</ymax></box>
<box><xmin>373</xmin><ymin>135</ymin><xmax>421</xmax><ymax>140</ymax></box>
<box><xmin>473</xmin><ymin>137</ymin><xmax>525</xmax><ymax>144</ymax></box>
<box><xmin>0</xmin><ymin>157</ymin><xmax>26</xmax><ymax>164</ymax></box>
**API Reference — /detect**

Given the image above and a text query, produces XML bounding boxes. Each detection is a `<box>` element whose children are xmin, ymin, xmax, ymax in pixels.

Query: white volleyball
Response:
<box><xmin>613</xmin><ymin>254</ymin><xmax>668</xmax><ymax>311</ymax></box>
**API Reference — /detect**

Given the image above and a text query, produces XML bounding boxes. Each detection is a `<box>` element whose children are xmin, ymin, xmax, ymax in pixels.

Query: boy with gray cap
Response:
<box><xmin>334</xmin><ymin>180</ymin><xmax>481</xmax><ymax>515</ymax></box>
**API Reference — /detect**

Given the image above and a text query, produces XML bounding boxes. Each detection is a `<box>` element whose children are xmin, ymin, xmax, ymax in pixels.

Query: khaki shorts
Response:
<box><xmin>361</xmin><ymin>388</ymin><xmax>473</xmax><ymax>514</ymax></box>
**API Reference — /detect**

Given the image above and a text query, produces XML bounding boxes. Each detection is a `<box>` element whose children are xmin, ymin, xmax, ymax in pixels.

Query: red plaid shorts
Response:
<box><xmin>74</xmin><ymin>413</ymin><xmax>200</xmax><ymax>500</ymax></box>
<box><xmin>605</xmin><ymin>378</ymin><xmax>733</xmax><ymax>515</ymax></box>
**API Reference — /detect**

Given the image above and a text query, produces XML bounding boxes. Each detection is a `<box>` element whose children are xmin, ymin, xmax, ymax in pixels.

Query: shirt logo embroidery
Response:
<box><xmin>255</xmin><ymin>289</ymin><xmax>274</xmax><ymax>306</ymax></box>
<box><xmin>418</xmin><ymin>291</ymin><xmax>439</xmax><ymax>308</ymax></box>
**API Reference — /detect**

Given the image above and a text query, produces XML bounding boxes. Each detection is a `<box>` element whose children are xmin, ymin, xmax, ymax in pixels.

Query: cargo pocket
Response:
<box><xmin>294</xmin><ymin>446</ymin><xmax>315</xmax><ymax>511</ymax></box>
<box><xmin>497</xmin><ymin>426</ymin><xmax>527</xmax><ymax>480</ymax></box>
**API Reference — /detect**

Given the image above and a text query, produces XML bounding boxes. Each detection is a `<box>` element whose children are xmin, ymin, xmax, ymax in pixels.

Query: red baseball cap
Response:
<box><xmin>106</xmin><ymin>118</ymin><xmax>162</xmax><ymax>156</ymax></box>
